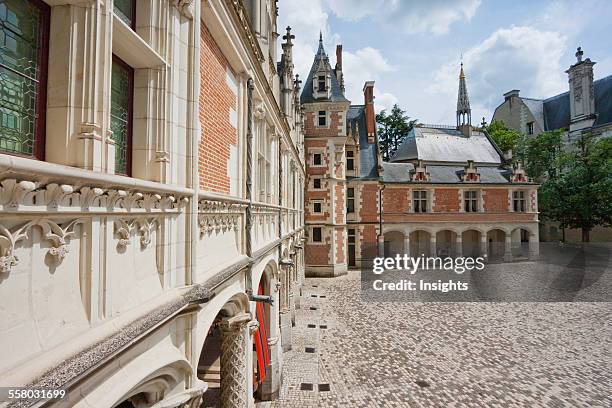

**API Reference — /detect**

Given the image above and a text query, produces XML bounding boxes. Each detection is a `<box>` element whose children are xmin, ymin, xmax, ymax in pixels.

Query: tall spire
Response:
<box><xmin>317</xmin><ymin>31</ymin><xmax>326</xmax><ymax>56</ymax></box>
<box><xmin>456</xmin><ymin>62</ymin><xmax>471</xmax><ymax>127</ymax></box>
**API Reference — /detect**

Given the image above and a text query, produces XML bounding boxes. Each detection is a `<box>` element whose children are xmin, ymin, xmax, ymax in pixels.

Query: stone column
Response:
<box><xmin>430</xmin><ymin>235</ymin><xmax>437</xmax><ymax>257</ymax></box>
<box><xmin>480</xmin><ymin>235</ymin><xmax>488</xmax><ymax>261</ymax></box>
<box><xmin>529</xmin><ymin>233</ymin><xmax>540</xmax><ymax>260</ymax></box>
<box><xmin>403</xmin><ymin>235</ymin><xmax>411</xmax><ymax>258</ymax></box>
<box><xmin>279</xmin><ymin>265</ymin><xmax>292</xmax><ymax>352</ymax></box>
<box><xmin>504</xmin><ymin>233</ymin><xmax>513</xmax><ymax>262</ymax></box>
<box><xmin>220</xmin><ymin>313</ymin><xmax>252</xmax><ymax>408</ymax></box>
<box><xmin>455</xmin><ymin>235</ymin><xmax>463</xmax><ymax>258</ymax></box>
<box><xmin>378</xmin><ymin>234</ymin><xmax>385</xmax><ymax>257</ymax></box>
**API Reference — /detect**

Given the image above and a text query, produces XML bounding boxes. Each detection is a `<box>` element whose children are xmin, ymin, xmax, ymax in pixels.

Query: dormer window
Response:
<box><xmin>318</xmin><ymin>75</ymin><xmax>326</xmax><ymax>92</ymax></box>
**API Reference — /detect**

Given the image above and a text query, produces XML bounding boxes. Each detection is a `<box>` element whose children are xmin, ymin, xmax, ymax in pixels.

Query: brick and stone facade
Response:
<box><xmin>301</xmin><ymin>43</ymin><xmax>540</xmax><ymax>274</ymax></box>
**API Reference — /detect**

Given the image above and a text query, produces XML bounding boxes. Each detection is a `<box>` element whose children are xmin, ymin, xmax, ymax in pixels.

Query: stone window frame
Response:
<box><xmin>412</xmin><ymin>189</ymin><xmax>430</xmax><ymax>213</ymax></box>
<box><xmin>311</xmin><ymin>199</ymin><xmax>323</xmax><ymax>214</ymax></box>
<box><xmin>311</xmin><ymin>226</ymin><xmax>324</xmax><ymax>243</ymax></box>
<box><xmin>527</xmin><ymin>121</ymin><xmax>534</xmax><ymax>135</ymax></box>
<box><xmin>346</xmin><ymin>187</ymin><xmax>355</xmax><ymax>213</ymax></box>
<box><xmin>312</xmin><ymin>177</ymin><xmax>322</xmax><ymax>190</ymax></box>
<box><xmin>0</xmin><ymin>0</ymin><xmax>50</xmax><ymax>161</ymax></box>
<box><xmin>310</xmin><ymin>148</ymin><xmax>325</xmax><ymax>167</ymax></box>
<box><xmin>462</xmin><ymin>189</ymin><xmax>481</xmax><ymax>213</ymax></box>
<box><xmin>510</xmin><ymin>189</ymin><xmax>528</xmax><ymax>213</ymax></box>
<box><xmin>316</xmin><ymin>110</ymin><xmax>329</xmax><ymax>128</ymax></box>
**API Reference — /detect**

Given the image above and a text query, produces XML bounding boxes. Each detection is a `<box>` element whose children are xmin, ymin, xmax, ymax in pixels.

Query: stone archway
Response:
<box><xmin>409</xmin><ymin>230</ymin><xmax>431</xmax><ymax>257</ymax></box>
<box><xmin>198</xmin><ymin>294</ymin><xmax>252</xmax><ymax>408</ymax></box>
<box><xmin>511</xmin><ymin>227</ymin><xmax>532</xmax><ymax>259</ymax></box>
<box><xmin>487</xmin><ymin>229</ymin><xmax>506</xmax><ymax>261</ymax></box>
<box><xmin>436</xmin><ymin>230</ymin><xmax>457</xmax><ymax>258</ymax></box>
<box><xmin>383</xmin><ymin>230</ymin><xmax>405</xmax><ymax>257</ymax></box>
<box><xmin>462</xmin><ymin>230</ymin><xmax>482</xmax><ymax>258</ymax></box>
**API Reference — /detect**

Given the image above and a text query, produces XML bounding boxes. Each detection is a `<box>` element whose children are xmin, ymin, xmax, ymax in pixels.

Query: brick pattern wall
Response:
<box><xmin>383</xmin><ymin>188</ymin><xmax>410</xmax><ymax>214</ymax></box>
<box><xmin>199</xmin><ymin>24</ymin><xmax>237</xmax><ymax>193</ymax></box>
<box><xmin>304</xmin><ymin>111</ymin><xmax>344</xmax><ymax>137</ymax></box>
<box><xmin>305</xmin><ymin>243</ymin><xmax>331</xmax><ymax>265</ymax></box>
<box><xmin>483</xmin><ymin>189</ymin><xmax>509</xmax><ymax>212</ymax></box>
<box><xmin>433</xmin><ymin>188</ymin><xmax>460</xmax><ymax>212</ymax></box>
<box><xmin>335</xmin><ymin>183</ymin><xmax>345</xmax><ymax>224</ymax></box>
<box><xmin>359</xmin><ymin>184</ymin><xmax>379</xmax><ymax>223</ymax></box>
<box><xmin>335</xmin><ymin>228</ymin><xmax>345</xmax><ymax>264</ymax></box>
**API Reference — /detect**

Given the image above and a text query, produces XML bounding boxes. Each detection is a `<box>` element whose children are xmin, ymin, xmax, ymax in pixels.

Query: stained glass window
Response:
<box><xmin>0</xmin><ymin>0</ymin><xmax>49</xmax><ymax>158</ymax></box>
<box><xmin>114</xmin><ymin>0</ymin><xmax>136</xmax><ymax>29</ymax></box>
<box><xmin>111</xmin><ymin>57</ymin><xmax>133</xmax><ymax>176</ymax></box>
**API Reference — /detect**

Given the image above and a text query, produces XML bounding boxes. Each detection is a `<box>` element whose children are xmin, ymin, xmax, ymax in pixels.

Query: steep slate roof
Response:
<box><xmin>347</xmin><ymin>105</ymin><xmax>378</xmax><ymax>179</ymax></box>
<box><xmin>380</xmin><ymin>162</ymin><xmax>512</xmax><ymax>184</ymax></box>
<box><xmin>514</xmin><ymin>75</ymin><xmax>612</xmax><ymax>131</ymax></box>
<box><xmin>299</xmin><ymin>38</ymin><xmax>349</xmax><ymax>104</ymax></box>
<box><xmin>389</xmin><ymin>127</ymin><xmax>503</xmax><ymax>164</ymax></box>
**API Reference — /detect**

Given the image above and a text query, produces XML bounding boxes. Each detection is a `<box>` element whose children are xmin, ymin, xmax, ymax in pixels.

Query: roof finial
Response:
<box><xmin>283</xmin><ymin>26</ymin><xmax>294</xmax><ymax>45</ymax></box>
<box><xmin>319</xmin><ymin>31</ymin><xmax>323</xmax><ymax>43</ymax></box>
<box><xmin>576</xmin><ymin>46</ymin><xmax>583</xmax><ymax>63</ymax></box>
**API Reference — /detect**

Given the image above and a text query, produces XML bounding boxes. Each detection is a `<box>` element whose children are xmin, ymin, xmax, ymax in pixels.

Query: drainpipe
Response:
<box><xmin>245</xmin><ymin>78</ymin><xmax>254</xmax><ymax>294</ymax></box>
<box><xmin>377</xmin><ymin>183</ymin><xmax>386</xmax><ymax>257</ymax></box>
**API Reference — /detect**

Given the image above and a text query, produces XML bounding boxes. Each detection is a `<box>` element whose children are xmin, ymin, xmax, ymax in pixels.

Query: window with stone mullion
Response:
<box><xmin>111</xmin><ymin>57</ymin><xmax>133</xmax><ymax>176</ymax></box>
<box><xmin>0</xmin><ymin>0</ymin><xmax>49</xmax><ymax>158</ymax></box>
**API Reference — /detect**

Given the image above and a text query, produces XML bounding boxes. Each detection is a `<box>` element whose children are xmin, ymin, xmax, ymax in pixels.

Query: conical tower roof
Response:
<box><xmin>300</xmin><ymin>33</ymin><xmax>349</xmax><ymax>104</ymax></box>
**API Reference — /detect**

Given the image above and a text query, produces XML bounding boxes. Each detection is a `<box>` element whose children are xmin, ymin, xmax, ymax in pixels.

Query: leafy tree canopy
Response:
<box><xmin>485</xmin><ymin>120</ymin><xmax>521</xmax><ymax>154</ymax></box>
<box><xmin>376</xmin><ymin>104</ymin><xmax>417</xmax><ymax>161</ymax></box>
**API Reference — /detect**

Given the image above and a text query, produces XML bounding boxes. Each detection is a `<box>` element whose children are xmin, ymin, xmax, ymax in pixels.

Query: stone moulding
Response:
<box><xmin>0</xmin><ymin>218</ymin><xmax>85</xmax><ymax>275</ymax></box>
<box><xmin>0</xmin><ymin>178</ymin><xmax>189</xmax><ymax>213</ymax></box>
<box><xmin>198</xmin><ymin>199</ymin><xmax>245</xmax><ymax>237</ymax></box>
<box><xmin>7</xmin><ymin>284</ymin><xmax>214</xmax><ymax>408</ymax></box>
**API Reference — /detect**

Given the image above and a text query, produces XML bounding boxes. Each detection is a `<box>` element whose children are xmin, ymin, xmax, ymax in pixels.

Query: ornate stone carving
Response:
<box><xmin>0</xmin><ymin>179</ymin><xmax>37</xmax><ymax>209</ymax></box>
<box><xmin>220</xmin><ymin>313</ymin><xmax>251</xmax><ymax>408</ymax></box>
<box><xmin>198</xmin><ymin>200</ymin><xmax>244</xmax><ymax>237</ymax></box>
<box><xmin>0</xmin><ymin>219</ymin><xmax>84</xmax><ymax>275</ymax></box>
<box><xmin>78</xmin><ymin>186</ymin><xmax>104</xmax><ymax>209</ymax></box>
<box><xmin>114</xmin><ymin>217</ymin><xmax>159</xmax><ymax>249</ymax></box>
<box><xmin>45</xmin><ymin>183</ymin><xmax>74</xmax><ymax>209</ymax></box>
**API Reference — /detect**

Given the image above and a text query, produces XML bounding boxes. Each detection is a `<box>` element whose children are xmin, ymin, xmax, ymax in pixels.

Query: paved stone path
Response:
<box><xmin>257</xmin><ymin>268</ymin><xmax>611</xmax><ymax>407</ymax></box>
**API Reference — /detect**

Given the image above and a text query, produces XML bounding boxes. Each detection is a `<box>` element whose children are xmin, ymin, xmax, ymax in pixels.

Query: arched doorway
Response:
<box><xmin>384</xmin><ymin>231</ymin><xmax>405</xmax><ymax>257</ymax></box>
<box><xmin>462</xmin><ymin>230</ymin><xmax>481</xmax><ymax>258</ymax></box>
<box><xmin>199</xmin><ymin>294</ymin><xmax>251</xmax><ymax>407</ymax></box>
<box><xmin>409</xmin><ymin>230</ymin><xmax>431</xmax><ymax>257</ymax></box>
<box><xmin>512</xmin><ymin>227</ymin><xmax>531</xmax><ymax>259</ymax></box>
<box><xmin>253</xmin><ymin>268</ymin><xmax>271</xmax><ymax>400</ymax></box>
<box><xmin>487</xmin><ymin>229</ymin><xmax>506</xmax><ymax>261</ymax></box>
<box><xmin>436</xmin><ymin>230</ymin><xmax>456</xmax><ymax>258</ymax></box>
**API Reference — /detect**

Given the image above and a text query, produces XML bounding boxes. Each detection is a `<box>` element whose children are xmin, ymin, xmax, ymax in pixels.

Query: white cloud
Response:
<box><xmin>325</xmin><ymin>0</ymin><xmax>482</xmax><ymax>35</ymax></box>
<box><xmin>428</xmin><ymin>26</ymin><xmax>568</xmax><ymax>123</ymax></box>
<box><xmin>342</xmin><ymin>47</ymin><xmax>397</xmax><ymax>109</ymax></box>
<box><xmin>278</xmin><ymin>0</ymin><xmax>399</xmax><ymax>112</ymax></box>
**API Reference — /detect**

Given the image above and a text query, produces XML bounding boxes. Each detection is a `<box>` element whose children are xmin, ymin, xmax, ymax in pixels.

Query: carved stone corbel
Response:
<box><xmin>46</xmin><ymin>183</ymin><xmax>74</xmax><ymax>209</ymax></box>
<box><xmin>0</xmin><ymin>179</ymin><xmax>37</xmax><ymax>210</ymax></box>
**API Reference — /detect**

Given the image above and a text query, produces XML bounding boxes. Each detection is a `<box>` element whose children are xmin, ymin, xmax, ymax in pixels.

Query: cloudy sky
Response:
<box><xmin>277</xmin><ymin>0</ymin><xmax>612</xmax><ymax>124</ymax></box>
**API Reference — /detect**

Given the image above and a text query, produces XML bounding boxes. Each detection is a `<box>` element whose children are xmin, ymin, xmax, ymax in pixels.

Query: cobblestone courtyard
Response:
<box><xmin>258</xmin><ymin>268</ymin><xmax>611</xmax><ymax>408</ymax></box>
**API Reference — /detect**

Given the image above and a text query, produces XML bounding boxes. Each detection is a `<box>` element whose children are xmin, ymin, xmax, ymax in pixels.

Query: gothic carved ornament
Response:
<box><xmin>0</xmin><ymin>219</ymin><xmax>84</xmax><ymax>275</ymax></box>
<box><xmin>198</xmin><ymin>200</ymin><xmax>245</xmax><ymax>237</ymax></box>
<box><xmin>114</xmin><ymin>217</ymin><xmax>160</xmax><ymax>250</ymax></box>
<box><xmin>0</xmin><ymin>178</ymin><xmax>189</xmax><ymax>213</ymax></box>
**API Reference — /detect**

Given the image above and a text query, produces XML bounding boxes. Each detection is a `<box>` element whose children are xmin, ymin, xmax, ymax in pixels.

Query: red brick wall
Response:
<box><xmin>199</xmin><ymin>24</ymin><xmax>236</xmax><ymax>193</ymax></box>
<box><xmin>304</xmin><ymin>111</ymin><xmax>343</xmax><ymax>137</ymax></box>
<box><xmin>360</xmin><ymin>224</ymin><xmax>378</xmax><ymax>259</ymax></box>
<box><xmin>434</xmin><ymin>188</ymin><xmax>460</xmax><ymax>212</ymax></box>
<box><xmin>335</xmin><ymin>184</ymin><xmax>345</xmax><ymax>224</ymax></box>
<box><xmin>383</xmin><ymin>188</ymin><xmax>410</xmax><ymax>214</ymax></box>
<box><xmin>359</xmin><ymin>184</ymin><xmax>379</xmax><ymax>222</ymax></box>
<box><xmin>305</xmin><ymin>244</ymin><xmax>330</xmax><ymax>265</ymax></box>
<box><xmin>335</xmin><ymin>228</ymin><xmax>345</xmax><ymax>263</ymax></box>
<box><xmin>483</xmin><ymin>189</ymin><xmax>508</xmax><ymax>212</ymax></box>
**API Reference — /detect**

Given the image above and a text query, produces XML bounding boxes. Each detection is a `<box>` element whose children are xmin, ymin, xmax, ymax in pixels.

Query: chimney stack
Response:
<box><xmin>363</xmin><ymin>81</ymin><xmax>376</xmax><ymax>144</ymax></box>
<box><xmin>335</xmin><ymin>44</ymin><xmax>345</xmax><ymax>93</ymax></box>
<box><xmin>566</xmin><ymin>47</ymin><xmax>596</xmax><ymax>129</ymax></box>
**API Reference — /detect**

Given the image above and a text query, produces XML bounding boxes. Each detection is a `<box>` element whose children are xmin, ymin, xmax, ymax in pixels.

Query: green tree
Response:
<box><xmin>518</xmin><ymin>130</ymin><xmax>564</xmax><ymax>180</ymax></box>
<box><xmin>485</xmin><ymin>120</ymin><xmax>521</xmax><ymax>154</ymax></box>
<box><xmin>376</xmin><ymin>104</ymin><xmax>417</xmax><ymax>161</ymax></box>
<box><xmin>534</xmin><ymin>133</ymin><xmax>612</xmax><ymax>242</ymax></box>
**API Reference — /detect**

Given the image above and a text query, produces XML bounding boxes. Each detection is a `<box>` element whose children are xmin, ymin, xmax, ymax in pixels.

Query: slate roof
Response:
<box><xmin>380</xmin><ymin>162</ymin><xmax>512</xmax><ymax>184</ymax></box>
<box><xmin>347</xmin><ymin>105</ymin><xmax>378</xmax><ymax>179</ymax></box>
<box><xmin>513</xmin><ymin>75</ymin><xmax>612</xmax><ymax>131</ymax></box>
<box><xmin>299</xmin><ymin>39</ymin><xmax>349</xmax><ymax>104</ymax></box>
<box><xmin>389</xmin><ymin>127</ymin><xmax>503</xmax><ymax>164</ymax></box>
